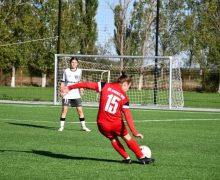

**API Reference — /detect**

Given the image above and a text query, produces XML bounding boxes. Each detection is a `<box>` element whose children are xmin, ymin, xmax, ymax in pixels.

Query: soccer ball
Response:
<box><xmin>140</xmin><ymin>145</ymin><xmax>152</xmax><ymax>158</ymax></box>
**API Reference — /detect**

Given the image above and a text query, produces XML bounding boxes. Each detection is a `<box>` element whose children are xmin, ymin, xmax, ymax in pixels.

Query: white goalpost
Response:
<box><xmin>54</xmin><ymin>54</ymin><xmax>184</xmax><ymax>109</ymax></box>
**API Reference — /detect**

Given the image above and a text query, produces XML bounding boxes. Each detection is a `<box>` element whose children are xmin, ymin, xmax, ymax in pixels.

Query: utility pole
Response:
<box><xmin>56</xmin><ymin>0</ymin><xmax>62</xmax><ymax>102</ymax></box>
<box><xmin>154</xmin><ymin>0</ymin><xmax>159</xmax><ymax>104</ymax></box>
<box><xmin>57</xmin><ymin>0</ymin><xmax>62</xmax><ymax>54</ymax></box>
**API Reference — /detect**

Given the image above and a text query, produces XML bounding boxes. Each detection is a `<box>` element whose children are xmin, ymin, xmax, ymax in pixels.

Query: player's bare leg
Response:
<box><xmin>76</xmin><ymin>106</ymin><xmax>91</xmax><ymax>132</ymax></box>
<box><xmin>58</xmin><ymin>105</ymin><xmax>68</xmax><ymax>131</ymax></box>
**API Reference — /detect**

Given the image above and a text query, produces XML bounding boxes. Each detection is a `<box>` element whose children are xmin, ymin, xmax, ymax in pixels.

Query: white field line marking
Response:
<box><xmin>0</xmin><ymin>118</ymin><xmax>95</xmax><ymax>124</ymax></box>
<box><xmin>0</xmin><ymin>118</ymin><xmax>219</xmax><ymax>124</ymax></box>
<box><xmin>135</xmin><ymin>118</ymin><xmax>220</xmax><ymax>122</ymax></box>
<box><xmin>1</xmin><ymin>104</ymin><xmax>220</xmax><ymax>115</ymax></box>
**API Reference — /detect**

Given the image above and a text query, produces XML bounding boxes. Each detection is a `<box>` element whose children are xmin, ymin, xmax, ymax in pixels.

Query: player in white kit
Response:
<box><xmin>58</xmin><ymin>57</ymin><xmax>91</xmax><ymax>132</ymax></box>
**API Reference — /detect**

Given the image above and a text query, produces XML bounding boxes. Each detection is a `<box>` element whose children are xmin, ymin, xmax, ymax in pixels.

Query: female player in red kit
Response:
<box><xmin>61</xmin><ymin>72</ymin><xmax>154</xmax><ymax>164</ymax></box>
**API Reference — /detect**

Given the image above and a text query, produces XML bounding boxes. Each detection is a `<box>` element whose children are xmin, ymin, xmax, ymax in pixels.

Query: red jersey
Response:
<box><xmin>67</xmin><ymin>82</ymin><xmax>137</xmax><ymax>136</ymax></box>
<box><xmin>96</xmin><ymin>82</ymin><xmax>129</xmax><ymax>124</ymax></box>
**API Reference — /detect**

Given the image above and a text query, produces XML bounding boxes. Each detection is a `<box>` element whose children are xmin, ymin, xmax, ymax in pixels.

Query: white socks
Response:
<box><xmin>60</xmin><ymin>120</ymin><xmax>65</xmax><ymax>128</ymax></box>
<box><xmin>80</xmin><ymin>120</ymin><xmax>86</xmax><ymax>128</ymax></box>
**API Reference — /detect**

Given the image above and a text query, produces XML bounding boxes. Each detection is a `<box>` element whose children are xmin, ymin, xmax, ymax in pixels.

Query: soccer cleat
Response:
<box><xmin>58</xmin><ymin>127</ymin><xmax>64</xmax><ymax>132</ymax></box>
<box><xmin>122</xmin><ymin>158</ymin><xmax>132</xmax><ymax>164</ymax></box>
<box><xmin>81</xmin><ymin>126</ymin><xmax>91</xmax><ymax>132</ymax></box>
<box><xmin>139</xmin><ymin>157</ymin><xmax>155</xmax><ymax>165</ymax></box>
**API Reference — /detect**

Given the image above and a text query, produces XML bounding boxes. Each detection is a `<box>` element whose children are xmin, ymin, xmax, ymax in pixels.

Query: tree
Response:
<box><xmin>160</xmin><ymin>1</ymin><xmax>185</xmax><ymax>56</ymax></box>
<box><xmin>27</xmin><ymin>0</ymin><xmax>57</xmax><ymax>87</ymax></box>
<box><xmin>181</xmin><ymin>0</ymin><xmax>220</xmax><ymax>92</ymax></box>
<box><xmin>0</xmin><ymin>0</ymin><xmax>37</xmax><ymax>87</ymax></box>
<box><xmin>0</xmin><ymin>0</ymin><xmax>99</xmax><ymax>88</ymax></box>
<box><xmin>113</xmin><ymin>0</ymin><xmax>132</xmax><ymax>70</ymax></box>
<box><xmin>199</xmin><ymin>1</ymin><xmax>220</xmax><ymax>92</ymax></box>
<box><xmin>60</xmin><ymin>0</ymin><xmax>81</xmax><ymax>53</ymax></box>
<box><xmin>160</xmin><ymin>0</ymin><xmax>220</xmax><ymax>92</ymax></box>
<box><xmin>128</xmin><ymin>0</ymin><xmax>156</xmax><ymax>90</ymax></box>
<box><xmin>79</xmin><ymin>0</ymin><xmax>98</xmax><ymax>54</ymax></box>
<box><xmin>59</xmin><ymin>0</ymin><xmax>98</xmax><ymax>55</ymax></box>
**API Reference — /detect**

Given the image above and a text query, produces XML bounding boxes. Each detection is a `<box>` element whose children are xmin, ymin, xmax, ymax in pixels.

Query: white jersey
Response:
<box><xmin>61</xmin><ymin>68</ymin><xmax>82</xmax><ymax>99</ymax></box>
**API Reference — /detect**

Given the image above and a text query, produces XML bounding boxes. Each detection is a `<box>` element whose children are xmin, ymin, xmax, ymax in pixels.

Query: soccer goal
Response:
<box><xmin>54</xmin><ymin>54</ymin><xmax>184</xmax><ymax>109</ymax></box>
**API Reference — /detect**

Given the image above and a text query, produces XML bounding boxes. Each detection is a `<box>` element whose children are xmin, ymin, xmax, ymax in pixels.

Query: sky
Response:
<box><xmin>95</xmin><ymin>0</ymin><xmax>135</xmax><ymax>53</ymax></box>
<box><xmin>95</xmin><ymin>0</ymin><xmax>117</xmax><ymax>52</ymax></box>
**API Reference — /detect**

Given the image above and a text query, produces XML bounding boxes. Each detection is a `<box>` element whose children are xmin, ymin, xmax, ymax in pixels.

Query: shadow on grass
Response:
<box><xmin>7</xmin><ymin>122</ymin><xmax>56</xmax><ymax>130</ymax></box>
<box><xmin>0</xmin><ymin>149</ymin><xmax>141</xmax><ymax>164</ymax></box>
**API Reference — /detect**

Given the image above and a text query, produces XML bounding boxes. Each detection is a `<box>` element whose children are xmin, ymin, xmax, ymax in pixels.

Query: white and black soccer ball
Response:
<box><xmin>140</xmin><ymin>145</ymin><xmax>152</xmax><ymax>158</ymax></box>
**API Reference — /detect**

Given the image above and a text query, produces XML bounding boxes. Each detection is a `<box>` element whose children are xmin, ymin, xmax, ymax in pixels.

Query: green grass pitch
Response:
<box><xmin>0</xmin><ymin>104</ymin><xmax>220</xmax><ymax>180</ymax></box>
<box><xmin>1</xmin><ymin>86</ymin><xmax>220</xmax><ymax>109</ymax></box>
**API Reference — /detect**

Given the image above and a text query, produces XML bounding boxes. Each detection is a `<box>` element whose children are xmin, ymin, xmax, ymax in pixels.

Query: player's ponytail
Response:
<box><xmin>116</xmin><ymin>71</ymin><xmax>132</xmax><ymax>84</ymax></box>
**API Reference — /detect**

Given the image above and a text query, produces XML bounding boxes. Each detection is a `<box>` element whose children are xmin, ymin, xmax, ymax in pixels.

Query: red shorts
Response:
<box><xmin>97</xmin><ymin>121</ymin><xmax>128</xmax><ymax>139</ymax></box>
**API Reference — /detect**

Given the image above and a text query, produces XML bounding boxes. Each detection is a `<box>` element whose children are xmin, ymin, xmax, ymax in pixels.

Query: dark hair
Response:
<box><xmin>69</xmin><ymin>57</ymin><xmax>78</xmax><ymax>64</ymax></box>
<box><xmin>116</xmin><ymin>71</ymin><xmax>132</xmax><ymax>84</ymax></box>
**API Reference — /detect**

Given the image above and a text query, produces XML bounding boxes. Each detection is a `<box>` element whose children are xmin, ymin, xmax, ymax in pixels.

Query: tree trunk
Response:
<box><xmin>0</xmin><ymin>68</ymin><xmax>2</xmax><ymax>85</ymax></box>
<box><xmin>120</xmin><ymin>30</ymin><xmax>124</xmax><ymax>71</ymax></box>
<box><xmin>138</xmin><ymin>1</ymin><xmax>156</xmax><ymax>90</ymax></box>
<box><xmin>11</xmin><ymin>65</ymin><xmax>15</xmax><ymax>87</ymax></box>
<box><xmin>120</xmin><ymin>6</ymin><xmax>125</xmax><ymax>71</ymax></box>
<box><xmin>218</xmin><ymin>72</ymin><xmax>220</xmax><ymax>93</ymax></box>
<box><xmin>20</xmin><ymin>68</ymin><xmax>23</xmax><ymax>86</ymax></box>
<box><xmin>138</xmin><ymin>74</ymin><xmax>143</xmax><ymax>90</ymax></box>
<box><xmin>82</xmin><ymin>0</ymin><xmax>86</xmax><ymax>15</ymax></box>
<box><xmin>119</xmin><ymin>0</ymin><xmax>125</xmax><ymax>71</ymax></box>
<box><xmin>41</xmin><ymin>73</ymin><xmax>47</xmax><ymax>88</ymax></box>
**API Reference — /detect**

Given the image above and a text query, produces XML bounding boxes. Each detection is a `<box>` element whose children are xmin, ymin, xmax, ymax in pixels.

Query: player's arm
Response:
<box><xmin>59</xmin><ymin>72</ymin><xmax>66</xmax><ymax>96</ymax></box>
<box><xmin>60</xmin><ymin>81</ymin><xmax>65</xmax><ymax>89</ymax></box>
<box><xmin>79</xmin><ymin>88</ymin><xmax>85</xmax><ymax>95</ymax></box>
<box><xmin>122</xmin><ymin>103</ymin><xmax>144</xmax><ymax>139</ymax></box>
<box><xmin>61</xmin><ymin>82</ymin><xmax>103</xmax><ymax>96</ymax></box>
<box><xmin>60</xmin><ymin>70</ymin><xmax>66</xmax><ymax>90</ymax></box>
<box><xmin>68</xmin><ymin>82</ymin><xmax>99</xmax><ymax>91</ymax></box>
<box><xmin>78</xmin><ymin>69</ymin><xmax>84</xmax><ymax>95</ymax></box>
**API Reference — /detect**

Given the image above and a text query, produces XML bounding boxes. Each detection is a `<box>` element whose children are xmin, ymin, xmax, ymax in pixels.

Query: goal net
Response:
<box><xmin>54</xmin><ymin>54</ymin><xmax>184</xmax><ymax>109</ymax></box>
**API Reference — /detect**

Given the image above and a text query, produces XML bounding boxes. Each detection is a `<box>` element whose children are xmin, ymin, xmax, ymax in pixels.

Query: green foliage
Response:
<box><xmin>201</xmin><ymin>71</ymin><xmax>219</xmax><ymax>92</ymax></box>
<box><xmin>129</xmin><ymin>0</ymin><xmax>155</xmax><ymax>56</ymax></box>
<box><xmin>0</xmin><ymin>0</ymin><xmax>98</xmax><ymax>80</ymax></box>
<box><xmin>128</xmin><ymin>1</ymin><xmax>143</xmax><ymax>55</ymax></box>
<box><xmin>81</xmin><ymin>0</ymin><xmax>98</xmax><ymax>54</ymax></box>
<box><xmin>159</xmin><ymin>0</ymin><xmax>220</xmax><ymax>92</ymax></box>
<box><xmin>179</xmin><ymin>1</ymin><xmax>220</xmax><ymax>69</ymax></box>
<box><xmin>113</xmin><ymin>4</ymin><xmax>124</xmax><ymax>55</ymax></box>
<box><xmin>61</xmin><ymin>0</ymin><xmax>98</xmax><ymax>54</ymax></box>
<box><xmin>160</xmin><ymin>1</ymin><xmax>185</xmax><ymax>56</ymax></box>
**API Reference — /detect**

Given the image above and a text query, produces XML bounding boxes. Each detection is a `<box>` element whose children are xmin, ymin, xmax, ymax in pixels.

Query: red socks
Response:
<box><xmin>111</xmin><ymin>140</ymin><xmax>129</xmax><ymax>159</ymax></box>
<box><xmin>111</xmin><ymin>138</ymin><xmax>144</xmax><ymax>159</ymax></box>
<box><xmin>126</xmin><ymin>138</ymin><xmax>144</xmax><ymax>159</ymax></box>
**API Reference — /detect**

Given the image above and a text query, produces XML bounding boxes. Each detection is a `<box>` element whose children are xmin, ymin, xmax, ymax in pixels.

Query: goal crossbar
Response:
<box><xmin>55</xmin><ymin>54</ymin><xmax>172</xmax><ymax>59</ymax></box>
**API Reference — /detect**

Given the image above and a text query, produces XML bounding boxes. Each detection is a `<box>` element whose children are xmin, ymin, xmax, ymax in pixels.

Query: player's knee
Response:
<box><xmin>123</xmin><ymin>133</ymin><xmax>132</xmax><ymax>142</ymax></box>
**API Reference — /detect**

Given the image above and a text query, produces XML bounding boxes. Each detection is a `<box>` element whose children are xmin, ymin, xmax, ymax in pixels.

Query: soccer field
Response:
<box><xmin>1</xmin><ymin>86</ymin><xmax>220</xmax><ymax>109</ymax></box>
<box><xmin>0</xmin><ymin>104</ymin><xmax>220</xmax><ymax>180</ymax></box>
